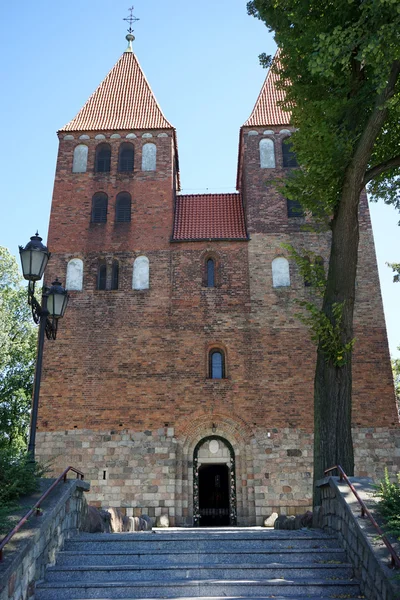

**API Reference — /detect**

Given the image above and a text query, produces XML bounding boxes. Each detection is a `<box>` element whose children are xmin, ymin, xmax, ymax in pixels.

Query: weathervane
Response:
<box><xmin>123</xmin><ymin>6</ymin><xmax>140</xmax><ymax>52</ymax></box>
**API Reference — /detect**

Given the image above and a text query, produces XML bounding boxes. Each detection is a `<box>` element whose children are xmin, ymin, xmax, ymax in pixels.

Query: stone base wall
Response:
<box><xmin>36</xmin><ymin>425</ymin><xmax>400</xmax><ymax>526</ymax></box>
<box><xmin>0</xmin><ymin>479</ymin><xmax>89</xmax><ymax>600</ymax></box>
<box><xmin>318</xmin><ymin>476</ymin><xmax>400</xmax><ymax>600</ymax></box>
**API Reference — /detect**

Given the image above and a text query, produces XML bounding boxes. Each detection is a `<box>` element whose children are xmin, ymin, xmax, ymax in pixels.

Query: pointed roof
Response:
<box><xmin>243</xmin><ymin>56</ymin><xmax>291</xmax><ymax>127</ymax></box>
<box><xmin>172</xmin><ymin>194</ymin><xmax>248</xmax><ymax>241</ymax></box>
<box><xmin>60</xmin><ymin>52</ymin><xmax>174</xmax><ymax>132</ymax></box>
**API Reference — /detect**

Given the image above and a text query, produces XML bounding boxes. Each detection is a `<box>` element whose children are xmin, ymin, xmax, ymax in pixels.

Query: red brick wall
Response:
<box><xmin>38</xmin><ymin>125</ymin><xmax>398</xmax><ymax>444</ymax></box>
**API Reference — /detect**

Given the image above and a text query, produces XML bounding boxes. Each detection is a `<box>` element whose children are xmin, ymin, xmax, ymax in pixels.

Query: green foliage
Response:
<box><xmin>0</xmin><ymin>449</ymin><xmax>46</xmax><ymax>533</ymax></box>
<box><xmin>388</xmin><ymin>262</ymin><xmax>400</xmax><ymax>283</ymax></box>
<box><xmin>377</xmin><ymin>469</ymin><xmax>400</xmax><ymax>540</ymax></box>
<box><xmin>247</xmin><ymin>0</ymin><xmax>400</xmax><ymax>221</ymax></box>
<box><xmin>283</xmin><ymin>245</ymin><xmax>326</xmax><ymax>292</ymax></box>
<box><xmin>283</xmin><ymin>245</ymin><xmax>354</xmax><ymax>367</ymax></box>
<box><xmin>296</xmin><ymin>301</ymin><xmax>355</xmax><ymax>367</ymax></box>
<box><xmin>0</xmin><ymin>247</ymin><xmax>37</xmax><ymax>451</ymax></box>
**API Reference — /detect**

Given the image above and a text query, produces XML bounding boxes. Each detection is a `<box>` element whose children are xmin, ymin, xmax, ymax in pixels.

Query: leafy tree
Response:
<box><xmin>388</xmin><ymin>262</ymin><xmax>400</xmax><ymax>283</ymax></box>
<box><xmin>0</xmin><ymin>247</ymin><xmax>37</xmax><ymax>451</ymax></box>
<box><xmin>247</xmin><ymin>0</ymin><xmax>400</xmax><ymax>503</ymax></box>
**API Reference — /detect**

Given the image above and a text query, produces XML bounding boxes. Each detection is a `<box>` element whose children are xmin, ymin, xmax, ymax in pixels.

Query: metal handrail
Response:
<box><xmin>325</xmin><ymin>464</ymin><xmax>400</xmax><ymax>569</ymax></box>
<box><xmin>0</xmin><ymin>466</ymin><xmax>84</xmax><ymax>562</ymax></box>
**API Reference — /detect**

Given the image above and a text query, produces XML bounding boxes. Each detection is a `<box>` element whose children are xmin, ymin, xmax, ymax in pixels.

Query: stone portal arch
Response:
<box><xmin>175</xmin><ymin>413</ymin><xmax>255</xmax><ymax>526</ymax></box>
<box><xmin>193</xmin><ymin>436</ymin><xmax>237</xmax><ymax>527</ymax></box>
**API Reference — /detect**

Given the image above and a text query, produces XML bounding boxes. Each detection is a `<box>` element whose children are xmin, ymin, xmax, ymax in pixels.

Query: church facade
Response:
<box><xmin>36</xmin><ymin>42</ymin><xmax>399</xmax><ymax>526</ymax></box>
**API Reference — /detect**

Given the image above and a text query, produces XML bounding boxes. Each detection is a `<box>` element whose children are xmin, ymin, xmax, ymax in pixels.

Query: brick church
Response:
<box><xmin>36</xmin><ymin>35</ymin><xmax>399</xmax><ymax>526</ymax></box>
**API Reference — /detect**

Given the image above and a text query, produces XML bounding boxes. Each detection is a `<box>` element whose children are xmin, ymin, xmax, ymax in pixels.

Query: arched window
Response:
<box><xmin>115</xmin><ymin>192</ymin><xmax>131</xmax><ymax>223</ymax></box>
<box><xmin>118</xmin><ymin>143</ymin><xmax>134</xmax><ymax>172</ymax></box>
<box><xmin>91</xmin><ymin>193</ymin><xmax>108</xmax><ymax>223</ymax></box>
<box><xmin>111</xmin><ymin>260</ymin><xmax>119</xmax><ymax>290</ymax></box>
<box><xmin>97</xmin><ymin>261</ymin><xmax>107</xmax><ymax>290</ymax></box>
<box><xmin>272</xmin><ymin>257</ymin><xmax>290</xmax><ymax>288</ymax></box>
<box><xmin>282</xmin><ymin>138</ymin><xmax>298</xmax><ymax>167</ymax></box>
<box><xmin>95</xmin><ymin>143</ymin><xmax>111</xmax><ymax>172</ymax></box>
<box><xmin>133</xmin><ymin>256</ymin><xmax>150</xmax><ymax>290</ymax></box>
<box><xmin>142</xmin><ymin>143</ymin><xmax>157</xmax><ymax>171</ymax></box>
<box><xmin>72</xmin><ymin>145</ymin><xmax>88</xmax><ymax>173</ymax></box>
<box><xmin>287</xmin><ymin>198</ymin><xmax>304</xmax><ymax>218</ymax></box>
<box><xmin>66</xmin><ymin>258</ymin><xmax>83</xmax><ymax>291</ymax></box>
<box><xmin>259</xmin><ymin>138</ymin><xmax>275</xmax><ymax>168</ymax></box>
<box><xmin>207</xmin><ymin>258</ymin><xmax>215</xmax><ymax>287</ymax></box>
<box><xmin>209</xmin><ymin>349</ymin><xmax>225</xmax><ymax>379</ymax></box>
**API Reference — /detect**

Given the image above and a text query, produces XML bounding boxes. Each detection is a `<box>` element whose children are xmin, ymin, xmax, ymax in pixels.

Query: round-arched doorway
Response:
<box><xmin>193</xmin><ymin>436</ymin><xmax>237</xmax><ymax>526</ymax></box>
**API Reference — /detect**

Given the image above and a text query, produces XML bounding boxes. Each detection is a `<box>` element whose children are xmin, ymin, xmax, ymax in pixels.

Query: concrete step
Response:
<box><xmin>44</xmin><ymin>562</ymin><xmax>354</xmax><ymax>582</ymax></box>
<box><xmin>56</xmin><ymin>547</ymin><xmax>347</xmax><ymax>566</ymax></box>
<box><xmin>72</xmin><ymin>530</ymin><xmax>337</xmax><ymax>542</ymax></box>
<box><xmin>35</xmin><ymin>577</ymin><xmax>362</xmax><ymax>599</ymax></box>
<box><xmin>64</xmin><ymin>537</ymin><xmax>340</xmax><ymax>554</ymax></box>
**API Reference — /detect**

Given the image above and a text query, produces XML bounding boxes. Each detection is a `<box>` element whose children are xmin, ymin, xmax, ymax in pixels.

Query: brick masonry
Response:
<box><xmin>35</xmin><ymin>77</ymin><xmax>400</xmax><ymax>525</ymax></box>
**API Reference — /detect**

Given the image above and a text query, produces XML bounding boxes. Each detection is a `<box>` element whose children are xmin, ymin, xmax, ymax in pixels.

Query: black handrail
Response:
<box><xmin>0</xmin><ymin>466</ymin><xmax>84</xmax><ymax>561</ymax></box>
<box><xmin>325</xmin><ymin>464</ymin><xmax>400</xmax><ymax>569</ymax></box>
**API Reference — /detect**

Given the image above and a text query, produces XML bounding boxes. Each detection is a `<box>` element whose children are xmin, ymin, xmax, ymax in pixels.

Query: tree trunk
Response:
<box><xmin>313</xmin><ymin>181</ymin><xmax>360</xmax><ymax>506</ymax></box>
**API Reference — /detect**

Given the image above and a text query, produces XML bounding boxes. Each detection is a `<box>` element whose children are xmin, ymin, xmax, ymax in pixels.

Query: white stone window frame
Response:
<box><xmin>66</xmin><ymin>258</ymin><xmax>84</xmax><ymax>291</ymax></box>
<box><xmin>72</xmin><ymin>144</ymin><xmax>89</xmax><ymax>173</ymax></box>
<box><xmin>141</xmin><ymin>143</ymin><xmax>157</xmax><ymax>172</ymax></box>
<box><xmin>133</xmin><ymin>256</ymin><xmax>150</xmax><ymax>290</ymax></box>
<box><xmin>259</xmin><ymin>138</ymin><xmax>276</xmax><ymax>169</ymax></box>
<box><xmin>272</xmin><ymin>257</ymin><xmax>290</xmax><ymax>288</ymax></box>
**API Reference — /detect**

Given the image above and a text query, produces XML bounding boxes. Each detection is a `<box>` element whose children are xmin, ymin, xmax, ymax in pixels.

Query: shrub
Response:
<box><xmin>377</xmin><ymin>469</ymin><xmax>400</xmax><ymax>540</ymax></box>
<box><xmin>0</xmin><ymin>449</ymin><xmax>47</xmax><ymax>533</ymax></box>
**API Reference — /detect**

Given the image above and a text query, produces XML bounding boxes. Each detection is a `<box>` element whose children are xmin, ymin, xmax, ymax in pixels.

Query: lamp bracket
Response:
<box><xmin>27</xmin><ymin>283</ymin><xmax>58</xmax><ymax>339</ymax></box>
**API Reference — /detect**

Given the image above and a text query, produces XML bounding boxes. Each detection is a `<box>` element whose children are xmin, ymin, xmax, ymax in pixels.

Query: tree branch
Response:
<box><xmin>364</xmin><ymin>155</ymin><xmax>400</xmax><ymax>186</ymax></box>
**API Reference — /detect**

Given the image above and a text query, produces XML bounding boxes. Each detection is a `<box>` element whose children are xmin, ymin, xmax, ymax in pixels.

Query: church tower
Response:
<box><xmin>36</xmin><ymin>36</ymin><xmax>399</xmax><ymax>526</ymax></box>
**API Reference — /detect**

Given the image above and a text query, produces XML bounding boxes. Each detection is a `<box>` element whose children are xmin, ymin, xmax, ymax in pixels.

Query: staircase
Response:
<box><xmin>35</xmin><ymin>527</ymin><xmax>362</xmax><ymax>599</ymax></box>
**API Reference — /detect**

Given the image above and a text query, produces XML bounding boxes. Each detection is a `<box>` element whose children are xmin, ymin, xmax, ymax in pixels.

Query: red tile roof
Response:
<box><xmin>172</xmin><ymin>194</ymin><xmax>247</xmax><ymax>241</ymax></box>
<box><xmin>60</xmin><ymin>52</ymin><xmax>174</xmax><ymax>132</ymax></box>
<box><xmin>243</xmin><ymin>59</ymin><xmax>291</xmax><ymax>127</ymax></box>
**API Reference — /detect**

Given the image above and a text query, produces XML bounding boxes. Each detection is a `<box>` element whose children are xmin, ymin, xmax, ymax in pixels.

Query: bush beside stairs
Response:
<box><xmin>35</xmin><ymin>527</ymin><xmax>362</xmax><ymax>599</ymax></box>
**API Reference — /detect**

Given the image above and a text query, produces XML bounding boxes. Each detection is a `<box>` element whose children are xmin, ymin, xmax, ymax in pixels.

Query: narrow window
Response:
<box><xmin>282</xmin><ymin>138</ymin><xmax>298</xmax><ymax>167</ymax></box>
<box><xmin>142</xmin><ymin>143</ymin><xmax>157</xmax><ymax>171</ymax></box>
<box><xmin>72</xmin><ymin>145</ymin><xmax>88</xmax><ymax>173</ymax></box>
<box><xmin>95</xmin><ymin>143</ymin><xmax>111</xmax><ymax>172</ymax></box>
<box><xmin>66</xmin><ymin>258</ymin><xmax>83</xmax><ymax>291</ymax></box>
<box><xmin>111</xmin><ymin>260</ymin><xmax>119</xmax><ymax>290</ymax></box>
<box><xmin>304</xmin><ymin>256</ymin><xmax>312</xmax><ymax>287</ymax></box>
<box><xmin>118</xmin><ymin>143</ymin><xmax>134</xmax><ymax>172</ymax></box>
<box><xmin>209</xmin><ymin>350</ymin><xmax>225</xmax><ymax>379</ymax></box>
<box><xmin>272</xmin><ymin>257</ymin><xmax>290</xmax><ymax>288</ymax></box>
<box><xmin>259</xmin><ymin>138</ymin><xmax>275</xmax><ymax>168</ymax></box>
<box><xmin>207</xmin><ymin>258</ymin><xmax>215</xmax><ymax>287</ymax></box>
<box><xmin>133</xmin><ymin>256</ymin><xmax>150</xmax><ymax>290</ymax></box>
<box><xmin>115</xmin><ymin>192</ymin><xmax>131</xmax><ymax>223</ymax></box>
<box><xmin>287</xmin><ymin>198</ymin><xmax>304</xmax><ymax>218</ymax></box>
<box><xmin>91</xmin><ymin>193</ymin><xmax>108</xmax><ymax>223</ymax></box>
<box><xmin>97</xmin><ymin>262</ymin><xmax>107</xmax><ymax>290</ymax></box>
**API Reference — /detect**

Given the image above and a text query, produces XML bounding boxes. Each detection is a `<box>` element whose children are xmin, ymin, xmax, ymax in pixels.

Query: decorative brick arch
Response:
<box><xmin>175</xmin><ymin>412</ymin><xmax>256</xmax><ymax>526</ymax></box>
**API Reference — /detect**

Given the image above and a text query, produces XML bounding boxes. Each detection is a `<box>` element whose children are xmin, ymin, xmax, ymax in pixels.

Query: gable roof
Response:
<box><xmin>243</xmin><ymin>57</ymin><xmax>291</xmax><ymax>127</ymax></box>
<box><xmin>172</xmin><ymin>194</ymin><xmax>248</xmax><ymax>241</ymax></box>
<box><xmin>59</xmin><ymin>51</ymin><xmax>174</xmax><ymax>132</ymax></box>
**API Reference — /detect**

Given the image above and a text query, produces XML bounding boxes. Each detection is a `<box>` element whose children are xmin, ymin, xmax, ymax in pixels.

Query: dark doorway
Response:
<box><xmin>198</xmin><ymin>464</ymin><xmax>230</xmax><ymax>526</ymax></box>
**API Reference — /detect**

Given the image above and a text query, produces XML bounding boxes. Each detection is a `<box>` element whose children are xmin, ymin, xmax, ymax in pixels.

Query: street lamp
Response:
<box><xmin>19</xmin><ymin>233</ymin><xmax>69</xmax><ymax>460</ymax></box>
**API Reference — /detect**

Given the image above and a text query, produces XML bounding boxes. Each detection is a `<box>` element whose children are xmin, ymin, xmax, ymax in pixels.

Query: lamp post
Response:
<box><xmin>19</xmin><ymin>233</ymin><xmax>69</xmax><ymax>460</ymax></box>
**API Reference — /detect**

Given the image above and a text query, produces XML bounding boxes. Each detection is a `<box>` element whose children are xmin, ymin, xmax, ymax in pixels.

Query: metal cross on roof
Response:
<box><xmin>123</xmin><ymin>6</ymin><xmax>140</xmax><ymax>34</ymax></box>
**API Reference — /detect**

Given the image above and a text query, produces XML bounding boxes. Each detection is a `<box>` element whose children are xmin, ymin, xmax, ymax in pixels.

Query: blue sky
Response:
<box><xmin>1</xmin><ymin>0</ymin><xmax>399</xmax><ymax>357</ymax></box>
